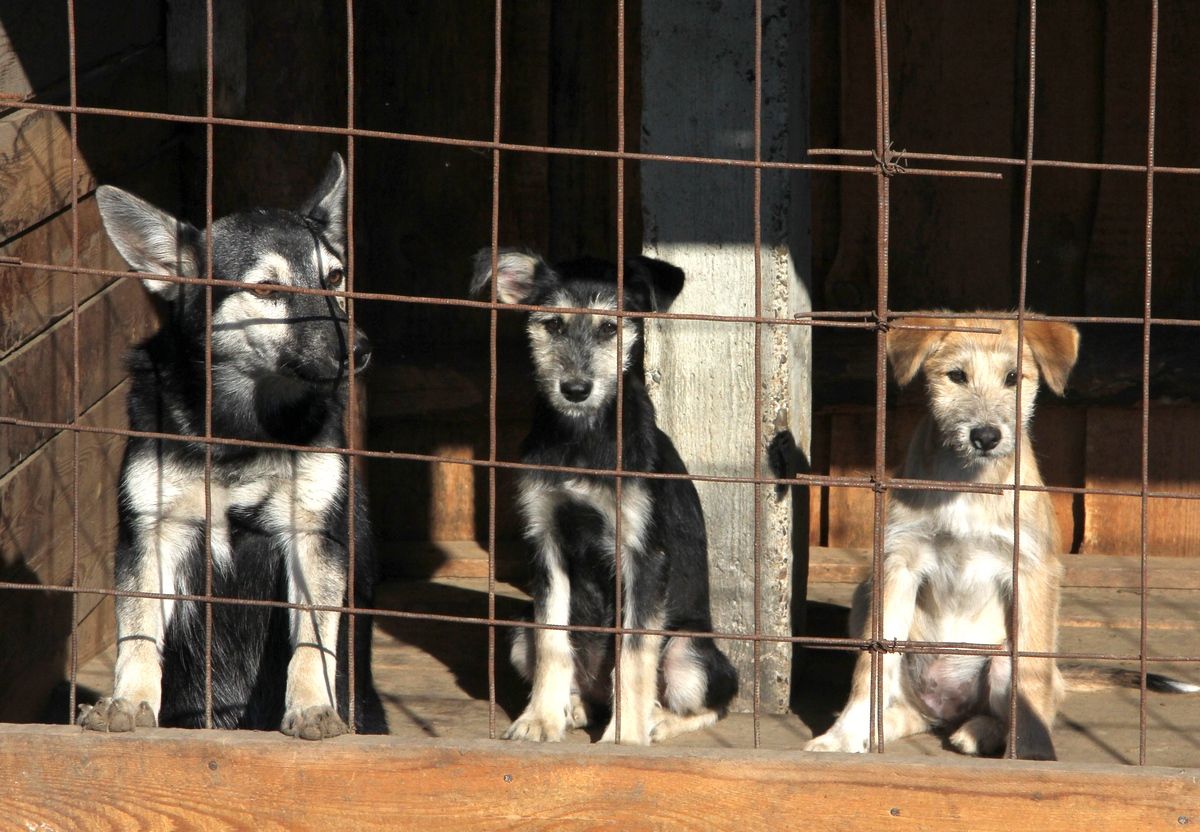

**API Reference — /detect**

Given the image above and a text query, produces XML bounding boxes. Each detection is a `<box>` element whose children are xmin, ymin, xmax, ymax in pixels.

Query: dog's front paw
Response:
<box><xmin>503</xmin><ymin>709</ymin><xmax>568</xmax><ymax>742</ymax></box>
<box><xmin>804</xmin><ymin>728</ymin><xmax>867</xmax><ymax>753</ymax></box>
<box><xmin>599</xmin><ymin>717</ymin><xmax>651</xmax><ymax>745</ymax></box>
<box><xmin>77</xmin><ymin>697</ymin><xmax>156</xmax><ymax>733</ymax></box>
<box><xmin>281</xmin><ymin>705</ymin><xmax>347</xmax><ymax>740</ymax></box>
<box><xmin>568</xmin><ymin>694</ymin><xmax>590</xmax><ymax>729</ymax></box>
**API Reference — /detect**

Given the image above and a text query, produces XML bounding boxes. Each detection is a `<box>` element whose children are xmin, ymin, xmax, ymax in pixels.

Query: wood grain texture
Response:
<box><xmin>0</xmin><ymin>382</ymin><xmax>128</xmax><ymax>721</ymax></box>
<box><xmin>0</xmin><ymin>726</ymin><xmax>1196</xmax><ymax>831</ymax></box>
<box><xmin>0</xmin><ymin>277</ymin><xmax>157</xmax><ymax>475</ymax></box>
<box><xmin>1083</xmin><ymin>406</ymin><xmax>1200</xmax><ymax>557</ymax></box>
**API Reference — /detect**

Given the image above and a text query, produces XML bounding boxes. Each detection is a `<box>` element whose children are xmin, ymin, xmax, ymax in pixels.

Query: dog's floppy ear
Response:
<box><xmin>470</xmin><ymin>248</ymin><xmax>545</xmax><ymax>305</ymax></box>
<box><xmin>886</xmin><ymin>317</ymin><xmax>952</xmax><ymax>387</ymax></box>
<box><xmin>95</xmin><ymin>185</ymin><xmax>201</xmax><ymax>301</ymax></box>
<box><xmin>301</xmin><ymin>152</ymin><xmax>347</xmax><ymax>255</ymax></box>
<box><xmin>1024</xmin><ymin>320</ymin><xmax>1080</xmax><ymax>396</ymax></box>
<box><xmin>624</xmin><ymin>255</ymin><xmax>685</xmax><ymax>311</ymax></box>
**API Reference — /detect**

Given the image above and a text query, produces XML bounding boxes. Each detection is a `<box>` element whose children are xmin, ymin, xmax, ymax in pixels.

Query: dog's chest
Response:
<box><xmin>520</xmin><ymin>475</ymin><xmax>653</xmax><ymax>551</ymax></box>
<box><xmin>123</xmin><ymin>449</ymin><xmax>344</xmax><ymax>543</ymax></box>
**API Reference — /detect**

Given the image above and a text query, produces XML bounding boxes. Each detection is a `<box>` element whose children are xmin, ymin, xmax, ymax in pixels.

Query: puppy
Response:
<box><xmin>472</xmin><ymin>249</ymin><xmax>738</xmax><ymax>745</ymax></box>
<box><xmin>77</xmin><ymin>154</ymin><xmax>387</xmax><ymax>738</ymax></box>
<box><xmin>807</xmin><ymin>314</ymin><xmax>1078</xmax><ymax>760</ymax></box>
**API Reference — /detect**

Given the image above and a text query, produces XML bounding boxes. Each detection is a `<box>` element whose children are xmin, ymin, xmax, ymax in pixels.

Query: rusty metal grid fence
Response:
<box><xmin>0</xmin><ymin>0</ymin><xmax>1191</xmax><ymax>765</ymax></box>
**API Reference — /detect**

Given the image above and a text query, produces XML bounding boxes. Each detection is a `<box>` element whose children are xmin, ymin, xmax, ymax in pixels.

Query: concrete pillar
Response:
<box><xmin>641</xmin><ymin>0</ymin><xmax>811</xmax><ymax>713</ymax></box>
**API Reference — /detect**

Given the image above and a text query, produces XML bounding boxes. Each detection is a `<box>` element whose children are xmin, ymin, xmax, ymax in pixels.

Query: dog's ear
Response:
<box><xmin>624</xmin><ymin>256</ymin><xmax>685</xmax><ymax>312</ymax></box>
<box><xmin>470</xmin><ymin>248</ymin><xmax>545</xmax><ymax>305</ymax></box>
<box><xmin>95</xmin><ymin>185</ymin><xmax>201</xmax><ymax>301</ymax></box>
<box><xmin>301</xmin><ymin>152</ymin><xmax>347</xmax><ymax>255</ymax></box>
<box><xmin>1024</xmin><ymin>320</ymin><xmax>1079</xmax><ymax>396</ymax></box>
<box><xmin>886</xmin><ymin>317</ymin><xmax>952</xmax><ymax>387</ymax></box>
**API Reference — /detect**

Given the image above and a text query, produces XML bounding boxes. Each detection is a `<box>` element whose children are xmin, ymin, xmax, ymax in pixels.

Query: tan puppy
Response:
<box><xmin>806</xmin><ymin>314</ymin><xmax>1078</xmax><ymax>760</ymax></box>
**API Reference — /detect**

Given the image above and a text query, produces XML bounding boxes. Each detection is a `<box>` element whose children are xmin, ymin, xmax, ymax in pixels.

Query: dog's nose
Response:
<box><xmin>346</xmin><ymin>330</ymin><xmax>372</xmax><ymax>372</ymax></box>
<box><xmin>560</xmin><ymin>379</ymin><xmax>593</xmax><ymax>402</ymax></box>
<box><xmin>970</xmin><ymin>425</ymin><xmax>1001</xmax><ymax>451</ymax></box>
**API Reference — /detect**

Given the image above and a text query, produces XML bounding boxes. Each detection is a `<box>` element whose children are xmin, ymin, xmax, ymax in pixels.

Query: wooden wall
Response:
<box><xmin>808</xmin><ymin>1</ymin><xmax>1200</xmax><ymax>556</ymax></box>
<box><xmin>0</xmin><ymin>0</ymin><xmax>177</xmax><ymax>721</ymax></box>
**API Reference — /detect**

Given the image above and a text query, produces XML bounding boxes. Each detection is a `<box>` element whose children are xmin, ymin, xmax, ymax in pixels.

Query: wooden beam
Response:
<box><xmin>0</xmin><ymin>726</ymin><xmax>1196</xmax><ymax>831</ymax></box>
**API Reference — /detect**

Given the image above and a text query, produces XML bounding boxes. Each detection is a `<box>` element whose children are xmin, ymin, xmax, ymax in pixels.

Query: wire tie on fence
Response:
<box><xmin>872</xmin><ymin>313</ymin><xmax>892</xmax><ymax>334</ymax></box>
<box><xmin>873</xmin><ymin>140</ymin><xmax>908</xmax><ymax>176</ymax></box>
<box><xmin>871</xmin><ymin>476</ymin><xmax>887</xmax><ymax>494</ymax></box>
<box><xmin>116</xmin><ymin>634</ymin><xmax>158</xmax><ymax>646</ymax></box>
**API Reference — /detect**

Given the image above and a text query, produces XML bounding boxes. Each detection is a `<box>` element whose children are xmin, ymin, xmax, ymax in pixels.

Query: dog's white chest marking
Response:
<box><xmin>124</xmin><ymin>449</ymin><xmax>344</xmax><ymax>573</ymax></box>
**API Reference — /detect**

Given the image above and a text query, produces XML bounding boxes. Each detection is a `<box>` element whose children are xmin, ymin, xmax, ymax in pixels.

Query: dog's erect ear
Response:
<box><xmin>886</xmin><ymin>317</ymin><xmax>952</xmax><ymax>387</ymax></box>
<box><xmin>1024</xmin><ymin>320</ymin><xmax>1080</xmax><ymax>396</ymax></box>
<box><xmin>470</xmin><ymin>248</ymin><xmax>545</xmax><ymax>305</ymax></box>
<box><xmin>624</xmin><ymin>255</ymin><xmax>685</xmax><ymax>312</ymax></box>
<box><xmin>301</xmin><ymin>152</ymin><xmax>347</xmax><ymax>254</ymax></box>
<box><xmin>95</xmin><ymin>185</ymin><xmax>201</xmax><ymax>301</ymax></box>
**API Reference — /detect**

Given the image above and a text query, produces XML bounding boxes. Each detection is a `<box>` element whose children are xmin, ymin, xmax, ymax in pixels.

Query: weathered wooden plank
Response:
<box><xmin>0</xmin><ymin>276</ymin><xmax>157</xmax><ymax>475</ymax></box>
<box><xmin>0</xmin><ymin>196</ymin><xmax>120</xmax><ymax>358</ymax></box>
<box><xmin>807</xmin><ymin>546</ymin><xmax>1200</xmax><ymax>590</ymax></box>
<box><xmin>0</xmin><ymin>726</ymin><xmax>1196</xmax><ymax>831</ymax></box>
<box><xmin>0</xmin><ymin>44</ymin><xmax>174</xmax><ymax>243</ymax></box>
<box><xmin>1083</xmin><ymin>406</ymin><xmax>1200</xmax><ymax>557</ymax></box>
<box><xmin>0</xmin><ymin>382</ymin><xmax>128</xmax><ymax>721</ymax></box>
<box><xmin>0</xmin><ymin>147</ymin><xmax>181</xmax><ymax>358</ymax></box>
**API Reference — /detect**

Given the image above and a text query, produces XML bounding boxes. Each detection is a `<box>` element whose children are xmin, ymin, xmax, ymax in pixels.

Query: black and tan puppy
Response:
<box><xmin>473</xmin><ymin>249</ymin><xmax>737</xmax><ymax>744</ymax></box>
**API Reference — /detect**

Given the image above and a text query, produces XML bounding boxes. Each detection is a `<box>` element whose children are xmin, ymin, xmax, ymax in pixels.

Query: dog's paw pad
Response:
<box><xmin>78</xmin><ymin>697</ymin><xmax>156</xmax><ymax>733</ymax></box>
<box><xmin>503</xmin><ymin>713</ymin><xmax>566</xmax><ymax>743</ymax></box>
<box><xmin>281</xmin><ymin>705</ymin><xmax>347</xmax><ymax>740</ymax></box>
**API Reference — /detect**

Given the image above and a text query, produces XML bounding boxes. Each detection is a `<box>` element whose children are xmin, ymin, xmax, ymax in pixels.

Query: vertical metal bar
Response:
<box><xmin>868</xmin><ymin>0</ymin><xmax>892</xmax><ymax>754</ymax></box>
<box><xmin>65</xmin><ymin>0</ymin><xmax>82</xmax><ymax>722</ymax></box>
<box><xmin>344</xmin><ymin>0</ymin><xmax>358</xmax><ymax>734</ymax></box>
<box><xmin>612</xmin><ymin>0</ymin><xmax>628</xmax><ymax>744</ymax></box>
<box><xmin>751</xmin><ymin>0</ymin><xmax>764</xmax><ymax>750</ymax></box>
<box><xmin>1008</xmin><ymin>0</ymin><xmax>1038</xmax><ymax>758</ymax></box>
<box><xmin>487</xmin><ymin>0</ymin><xmax>504</xmax><ymax>741</ymax></box>
<box><xmin>203</xmin><ymin>0</ymin><xmax>216</xmax><ymax>730</ymax></box>
<box><xmin>1138</xmin><ymin>0</ymin><xmax>1160</xmax><ymax>768</ymax></box>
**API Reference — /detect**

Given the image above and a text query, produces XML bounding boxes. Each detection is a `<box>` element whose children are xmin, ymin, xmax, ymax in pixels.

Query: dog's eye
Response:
<box><xmin>251</xmin><ymin>283</ymin><xmax>277</xmax><ymax>298</ymax></box>
<box><xmin>598</xmin><ymin>320</ymin><xmax>619</xmax><ymax>338</ymax></box>
<box><xmin>543</xmin><ymin>317</ymin><xmax>564</xmax><ymax>335</ymax></box>
<box><xmin>1005</xmin><ymin>370</ymin><xmax>1018</xmax><ymax>387</ymax></box>
<box><xmin>947</xmin><ymin>369</ymin><xmax>967</xmax><ymax>384</ymax></box>
<box><xmin>327</xmin><ymin>268</ymin><xmax>345</xmax><ymax>288</ymax></box>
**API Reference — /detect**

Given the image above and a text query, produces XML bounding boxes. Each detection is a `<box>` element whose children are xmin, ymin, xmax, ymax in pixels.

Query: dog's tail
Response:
<box><xmin>1061</xmin><ymin>663</ymin><xmax>1200</xmax><ymax>694</ymax></box>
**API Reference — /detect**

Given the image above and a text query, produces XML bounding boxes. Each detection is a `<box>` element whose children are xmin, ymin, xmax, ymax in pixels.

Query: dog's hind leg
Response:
<box><xmin>79</xmin><ymin>515</ymin><xmax>196</xmax><ymax>733</ymax></box>
<box><xmin>989</xmin><ymin>566</ymin><xmax>1063</xmax><ymax>761</ymax></box>
<box><xmin>649</xmin><ymin>636</ymin><xmax>725</xmax><ymax>743</ymax></box>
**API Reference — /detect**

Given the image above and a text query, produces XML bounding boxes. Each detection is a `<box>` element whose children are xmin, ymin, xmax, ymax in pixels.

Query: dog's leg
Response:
<box><xmin>280</xmin><ymin>526</ymin><xmax>347</xmax><ymax>740</ymax></box>
<box><xmin>989</xmin><ymin>566</ymin><xmax>1062</xmax><ymax>761</ymax></box>
<box><xmin>505</xmin><ymin>534</ymin><xmax>576</xmax><ymax>742</ymax></box>
<box><xmin>805</xmin><ymin>554</ymin><xmax>924</xmax><ymax>752</ymax></box>
<box><xmin>600</xmin><ymin>547</ymin><xmax>662</xmax><ymax>746</ymax></box>
<box><xmin>79</xmin><ymin>518</ymin><xmax>194</xmax><ymax>732</ymax></box>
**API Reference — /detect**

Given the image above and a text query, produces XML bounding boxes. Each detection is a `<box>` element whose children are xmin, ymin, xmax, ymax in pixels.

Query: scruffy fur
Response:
<box><xmin>77</xmin><ymin>154</ymin><xmax>387</xmax><ymax>739</ymax></box>
<box><xmin>804</xmin><ymin>314</ymin><xmax>1197</xmax><ymax>760</ymax></box>
<box><xmin>473</xmin><ymin>249</ymin><xmax>738</xmax><ymax>745</ymax></box>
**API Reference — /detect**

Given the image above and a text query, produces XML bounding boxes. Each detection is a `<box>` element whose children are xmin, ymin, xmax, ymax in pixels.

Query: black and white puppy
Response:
<box><xmin>473</xmin><ymin>249</ymin><xmax>737</xmax><ymax>744</ymax></box>
<box><xmin>77</xmin><ymin>153</ymin><xmax>387</xmax><ymax>738</ymax></box>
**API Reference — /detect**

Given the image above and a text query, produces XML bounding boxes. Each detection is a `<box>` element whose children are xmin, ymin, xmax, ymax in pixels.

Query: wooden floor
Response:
<box><xmin>72</xmin><ymin>549</ymin><xmax>1200</xmax><ymax>768</ymax></box>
